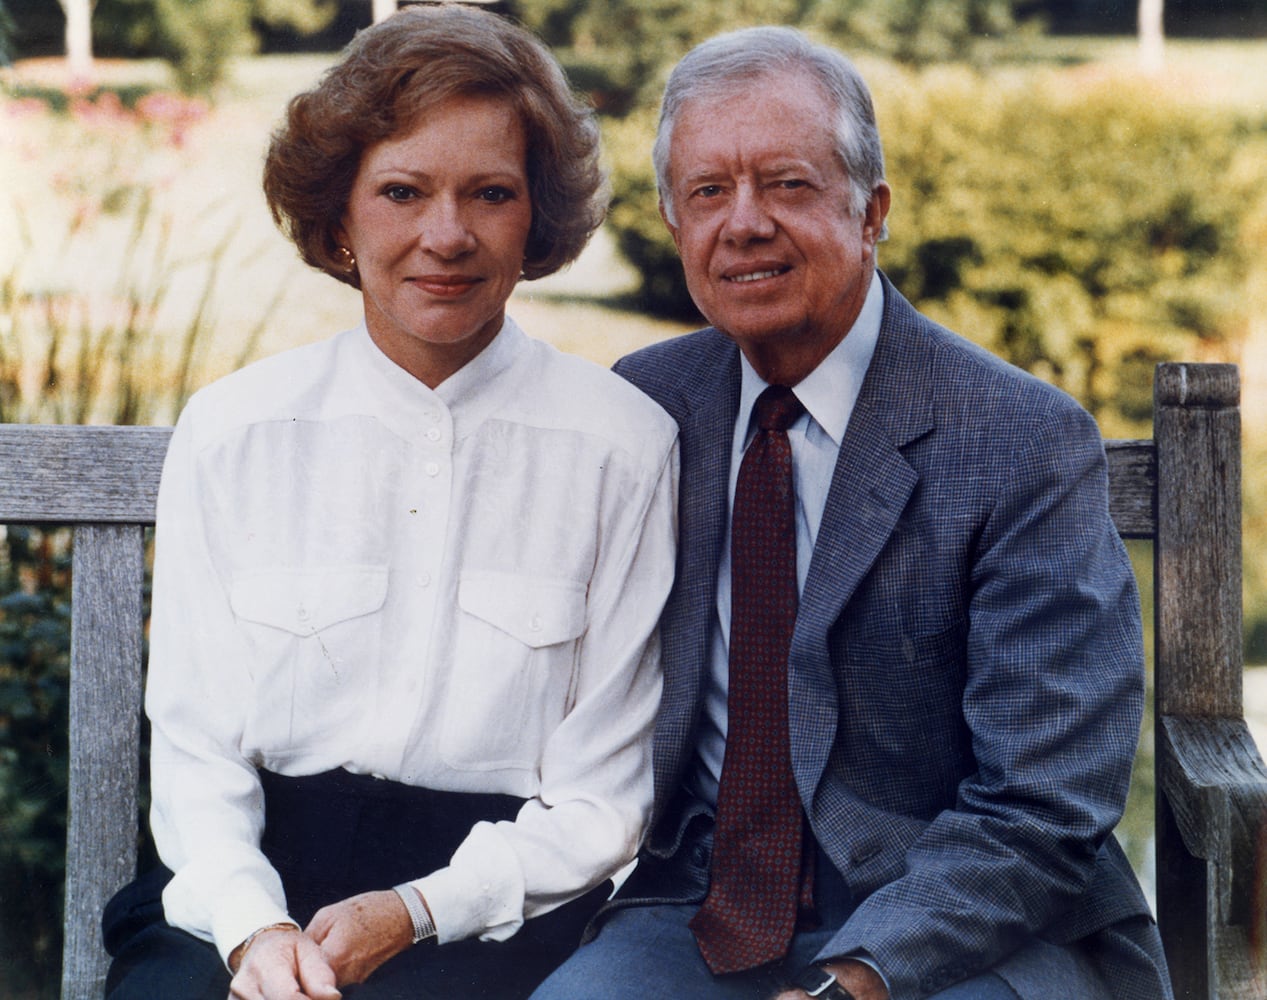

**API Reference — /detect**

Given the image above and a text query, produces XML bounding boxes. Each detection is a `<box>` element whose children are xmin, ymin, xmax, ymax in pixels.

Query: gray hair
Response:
<box><xmin>654</xmin><ymin>26</ymin><xmax>887</xmax><ymax>236</ymax></box>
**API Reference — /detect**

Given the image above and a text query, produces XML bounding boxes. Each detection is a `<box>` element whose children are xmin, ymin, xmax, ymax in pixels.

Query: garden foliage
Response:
<box><xmin>517</xmin><ymin>0</ymin><xmax>1028</xmax><ymax>114</ymax></box>
<box><xmin>0</xmin><ymin>0</ymin><xmax>13</xmax><ymax>66</ymax></box>
<box><xmin>0</xmin><ymin>87</ymin><xmax>229</xmax><ymax>997</ymax></box>
<box><xmin>151</xmin><ymin>0</ymin><xmax>335</xmax><ymax>93</ymax></box>
<box><xmin>2</xmin><ymin>88</ymin><xmax>271</xmax><ymax>425</ymax></box>
<box><xmin>0</xmin><ymin>528</ymin><xmax>72</xmax><ymax>996</ymax></box>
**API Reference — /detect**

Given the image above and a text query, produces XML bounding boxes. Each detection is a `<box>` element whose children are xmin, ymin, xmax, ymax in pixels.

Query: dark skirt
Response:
<box><xmin>102</xmin><ymin>768</ymin><xmax>609</xmax><ymax>999</ymax></box>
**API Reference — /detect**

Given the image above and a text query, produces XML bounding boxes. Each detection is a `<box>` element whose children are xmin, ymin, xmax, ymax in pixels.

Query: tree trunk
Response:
<box><xmin>59</xmin><ymin>0</ymin><xmax>94</xmax><ymax>82</ymax></box>
<box><xmin>1138</xmin><ymin>0</ymin><xmax>1165</xmax><ymax>73</ymax></box>
<box><xmin>373</xmin><ymin>0</ymin><xmax>397</xmax><ymax>24</ymax></box>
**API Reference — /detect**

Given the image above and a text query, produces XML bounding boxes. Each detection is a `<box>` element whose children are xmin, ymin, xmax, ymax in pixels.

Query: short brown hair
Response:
<box><xmin>263</xmin><ymin>4</ymin><xmax>606</xmax><ymax>287</ymax></box>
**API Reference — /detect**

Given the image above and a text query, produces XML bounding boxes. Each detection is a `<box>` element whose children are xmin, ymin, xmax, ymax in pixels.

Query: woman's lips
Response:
<box><xmin>410</xmin><ymin>275</ymin><xmax>481</xmax><ymax>297</ymax></box>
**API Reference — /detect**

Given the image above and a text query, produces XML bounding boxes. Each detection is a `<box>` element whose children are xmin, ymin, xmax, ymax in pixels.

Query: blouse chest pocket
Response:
<box><xmin>441</xmin><ymin>571</ymin><xmax>587</xmax><ymax>773</ymax></box>
<box><xmin>230</xmin><ymin>565</ymin><xmax>389</xmax><ymax>759</ymax></box>
<box><xmin>231</xmin><ymin>566</ymin><xmax>389</xmax><ymax>637</ymax></box>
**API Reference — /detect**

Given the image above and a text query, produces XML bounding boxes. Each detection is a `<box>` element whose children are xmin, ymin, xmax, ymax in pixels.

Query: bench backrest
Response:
<box><xmin>0</xmin><ymin>363</ymin><xmax>1262</xmax><ymax>999</ymax></box>
<box><xmin>0</xmin><ymin>424</ymin><xmax>169</xmax><ymax>999</ymax></box>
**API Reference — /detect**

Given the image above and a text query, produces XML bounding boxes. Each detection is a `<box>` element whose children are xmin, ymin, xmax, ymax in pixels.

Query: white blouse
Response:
<box><xmin>145</xmin><ymin>319</ymin><xmax>679</xmax><ymax>962</ymax></box>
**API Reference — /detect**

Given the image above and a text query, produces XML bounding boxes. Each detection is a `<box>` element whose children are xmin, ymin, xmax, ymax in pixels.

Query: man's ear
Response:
<box><xmin>863</xmin><ymin>183</ymin><xmax>891</xmax><ymax>246</ymax></box>
<box><xmin>659</xmin><ymin>200</ymin><xmax>683</xmax><ymax>253</ymax></box>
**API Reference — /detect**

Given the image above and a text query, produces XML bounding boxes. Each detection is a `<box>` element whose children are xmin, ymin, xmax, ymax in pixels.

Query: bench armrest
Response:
<box><xmin>1157</xmin><ymin>714</ymin><xmax>1267</xmax><ymax>995</ymax></box>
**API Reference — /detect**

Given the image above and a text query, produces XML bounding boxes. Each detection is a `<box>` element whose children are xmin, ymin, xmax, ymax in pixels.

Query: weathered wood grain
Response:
<box><xmin>1158</xmin><ymin>716</ymin><xmax>1267</xmax><ymax>999</ymax></box>
<box><xmin>0</xmin><ymin>424</ymin><xmax>171</xmax><ymax>523</ymax></box>
<box><xmin>1154</xmin><ymin>363</ymin><xmax>1243</xmax><ymax>718</ymax></box>
<box><xmin>1105</xmin><ymin>439</ymin><xmax>1156</xmax><ymax>538</ymax></box>
<box><xmin>1151</xmin><ymin>362</ymin><xmax>1267</xmax><ymax>997</ymax></box>
<box><xmin>61</xmin><ymin>525</ymin><xmax>146</xmax><ymax>1000</ymax></box>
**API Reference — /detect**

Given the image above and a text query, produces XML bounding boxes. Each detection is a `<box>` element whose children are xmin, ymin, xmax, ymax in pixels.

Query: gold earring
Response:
<box><xmin>336</xmin><ymin>246</ymin><xmax>356</xmax><ymax>271</ymax></box>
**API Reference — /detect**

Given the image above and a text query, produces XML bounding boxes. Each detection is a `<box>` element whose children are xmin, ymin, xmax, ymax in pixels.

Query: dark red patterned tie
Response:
<box><xmin>690</xmin><ymin>384</ymin><xmax>808</xmax><ymax>974</ymax></box>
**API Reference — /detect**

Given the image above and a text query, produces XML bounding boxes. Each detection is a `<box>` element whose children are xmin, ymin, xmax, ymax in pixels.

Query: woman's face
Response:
<box><xmin>338</xmin><ymin>93</ymin><xmax>533</xmax><ymax>387</ymax></box>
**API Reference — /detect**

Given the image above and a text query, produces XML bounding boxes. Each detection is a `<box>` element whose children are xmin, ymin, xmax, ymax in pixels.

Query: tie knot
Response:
<box><xmin>753</xmin><ymin>385</ymin><xmax>804</xmax><ymax>432</ymax></box>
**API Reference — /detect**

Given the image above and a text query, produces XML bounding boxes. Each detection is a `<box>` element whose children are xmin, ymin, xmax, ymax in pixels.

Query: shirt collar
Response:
<box><xmin>350</xmin><ymin>316</ymin><xmax>527</xmax><ymax>439</ymax></box>
<box><xmin>434</xmin><ymin>315</ymin><xmax>524</xmax><ymax>406</ymax></box>
<box><xmin>737</xmin><ymin>269</ymin><xmax>884</xmax><ymax>446</ymax></box>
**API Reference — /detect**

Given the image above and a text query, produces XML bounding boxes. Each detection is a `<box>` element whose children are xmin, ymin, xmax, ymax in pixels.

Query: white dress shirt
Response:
<box><xmin>145</xmin><ymin>318</ymin><xmax>679</xmax><ymax>962</ymax></box>
<box><xmin>690</xmin><ymin>271</ymin><xmax>884</xmax><ymax>804</ymax></box>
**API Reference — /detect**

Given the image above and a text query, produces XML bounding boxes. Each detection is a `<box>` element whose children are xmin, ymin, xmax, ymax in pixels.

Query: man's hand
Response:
<box><xmin>305</xmin><ymin>889</ymin><xmax>416</xmax><ymax>987</ymax></box>
<box><xmin>228</xmin><ymin>925</ymin><xmax>341</xmax><ymax>1000</ymax></box>
<box><xmin>772</xmin><ymin>958</ymin><xmax>889</xmax><ymax>1000</ymax></box>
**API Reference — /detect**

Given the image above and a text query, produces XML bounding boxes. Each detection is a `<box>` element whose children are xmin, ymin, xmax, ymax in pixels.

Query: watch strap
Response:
<box><xmin>392</xmin><ymin>883</ymin><xmax>437</xmax><ymax>945</ymax></box>
<box><xmin>790</xmin><ymin>965</ymin><xmax>856</xmax><ymax>999</ymax></box>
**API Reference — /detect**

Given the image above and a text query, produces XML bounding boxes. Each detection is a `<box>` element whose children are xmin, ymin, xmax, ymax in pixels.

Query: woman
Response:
<box><xmin>102</xmin><ymin>7</ymin><xmax>677</xmax><ymax>999</ymax></box>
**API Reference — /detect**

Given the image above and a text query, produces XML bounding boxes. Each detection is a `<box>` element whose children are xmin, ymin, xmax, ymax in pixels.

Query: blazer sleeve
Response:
<box><xmin>818</xmin><ymin>398</ymin><xmax>1146</xmax><ymax>998</ymax></box>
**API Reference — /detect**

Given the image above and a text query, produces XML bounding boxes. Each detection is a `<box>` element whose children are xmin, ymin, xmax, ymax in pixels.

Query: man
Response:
<box><xmin>531</xmin><ymin>25</ymin><xmax>1172</xmax><ymax>1000</ymax></box>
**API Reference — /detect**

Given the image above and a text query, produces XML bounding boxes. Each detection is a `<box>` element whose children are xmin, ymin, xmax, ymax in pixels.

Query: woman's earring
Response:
<box><xmin>336</xmin><ymin>246</ymin><xmax>357</xmax><ymax>271</ymax></box>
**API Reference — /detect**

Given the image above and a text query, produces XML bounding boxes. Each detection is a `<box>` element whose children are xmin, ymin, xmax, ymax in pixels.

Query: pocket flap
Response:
<box><xmin>231</xmin><ymin>566</ymin><xmax>388</xmax><ymax>636</ymax></box>
<box><xmin>458</xmin><ymin>571</ymin><xmax>586</xmax><ymax>648</ymax></box>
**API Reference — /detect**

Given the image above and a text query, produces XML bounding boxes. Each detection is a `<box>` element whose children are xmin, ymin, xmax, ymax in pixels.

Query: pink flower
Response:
<box><xmin>136</xmin><ymin>92</ymin><xmax>209</xmax><ymax>147</ymax></box>
<box><xmin>3</xmin><ymin>97</ymin><xmax>50</xmax><ymax>121</ymax></box>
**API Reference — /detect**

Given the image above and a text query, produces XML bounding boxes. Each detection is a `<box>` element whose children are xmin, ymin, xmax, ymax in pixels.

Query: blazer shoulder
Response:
<box><xmin>613</xmin><ymin>328</ymin><xmax>735</xmax><ymax>421</ymax></box>
<box><xmin>933</xmin><ymin>327</ymin><xmax>1093</xmax><ymax>434</ymax></box>
<box><xmin>885</xmin><ymin>289</ymin><xmax>1091</xmax><ymax>432</ymax></box>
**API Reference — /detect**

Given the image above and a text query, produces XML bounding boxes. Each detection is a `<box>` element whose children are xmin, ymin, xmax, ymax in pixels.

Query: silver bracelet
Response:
<box><xmin>392</xmin><ymin>883</ymin><xmax>437</xmax><ymax>945</ymax></box>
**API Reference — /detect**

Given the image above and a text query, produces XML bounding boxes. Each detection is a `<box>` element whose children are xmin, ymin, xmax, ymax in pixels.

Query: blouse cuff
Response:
<box><xmin>163</xmin><ymin>864</ymin><xmax>293</xmax><ymax>966</ymax></box>
<box><xmin>411</xmin><ymin>821</ymin><xmax>526</xmax><ymax>944</ymax></box>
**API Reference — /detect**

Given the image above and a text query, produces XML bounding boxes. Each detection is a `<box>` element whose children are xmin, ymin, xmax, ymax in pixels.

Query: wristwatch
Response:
<box><xmin>791</xmin><ymin>966</ymin><xmax>856</xmax><ymax>1000</ymax></box>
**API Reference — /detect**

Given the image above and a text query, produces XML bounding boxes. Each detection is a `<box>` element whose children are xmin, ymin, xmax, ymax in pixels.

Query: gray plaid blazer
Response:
<box><xmin>611</xmin><ymin>274</ymin><xmax>1172</xmax><ymax>1000</ymax></box>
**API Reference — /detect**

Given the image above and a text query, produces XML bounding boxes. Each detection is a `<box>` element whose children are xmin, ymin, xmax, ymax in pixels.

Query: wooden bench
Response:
<box><xmin>1</xmin><ymin>361</ymin><xmax>1264</xmax><ymax>999</ymax></box>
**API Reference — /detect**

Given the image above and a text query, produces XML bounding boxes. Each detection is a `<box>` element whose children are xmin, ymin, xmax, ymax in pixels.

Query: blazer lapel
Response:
<box><xmin>654</xmin><ymin>344</ymin><xmax>741</xmax><ymax>799</ymax></box>
<box><xmin>789</xmin><ymin>278</ymin><xmax>936</xmax><ymax>796</ymax></box>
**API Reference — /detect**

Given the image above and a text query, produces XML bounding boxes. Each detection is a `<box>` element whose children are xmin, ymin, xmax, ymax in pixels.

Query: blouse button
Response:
<box><xmin>425</xmin><ymin>461</ymin><xmax>440</xmax><ymax>477</ymax></box>
<box><xmin>297</xmin><ymin>606</ymin><xmax>310</xmax><ymax>623</ymax></box>
<box><xmin>426</xmin><ymin>428</ymin><xmax>442</xmax><ymax>442</ymax></box>
<box><xmin>528</xmin><ymin>614</ymin><xmax>544</xmax><ymax>633</ymax></box>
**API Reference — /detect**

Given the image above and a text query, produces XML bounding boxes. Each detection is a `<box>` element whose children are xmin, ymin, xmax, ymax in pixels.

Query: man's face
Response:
<box><xmin>661</xmin><ymin>70</ymin><xmax>889</xmax><ymax>385</ymax></box>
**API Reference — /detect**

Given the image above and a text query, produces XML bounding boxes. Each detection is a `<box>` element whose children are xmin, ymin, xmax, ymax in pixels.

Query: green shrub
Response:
<box><xmin>520</xmin><ymin>0</ymin><xmax>1032</xmax><ymax>113</ymax></box>
<box><xmin>0</xmin><ymin>527</ymin><xmax>72</xmax><ymax>997</ymax></box>
<box><xmin>0</xmin><ymin>0</ymin><xmax>13</xmax><ymax>66</ymax></box>
<box><xmin>603</xmin><ymin>108</ymin><xmax>700</xmax><ymax>320</ymax></box>
<box><xmin>152</xmin><ymin>0</ymin><xmax>335</xmax><ymax>95</ymax></box>
<box><xmin>875</xmin><ymin>65</ymin><xmax>1267</xmax><ymax>436</ymax></box>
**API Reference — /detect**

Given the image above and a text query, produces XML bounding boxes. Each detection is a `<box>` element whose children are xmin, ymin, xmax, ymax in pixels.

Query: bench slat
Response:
<box><xmin>1105</xmin><ymin>439</ymin><xmax>1156</xmax><ymax>538</ymax></box>
<box><xmin>0</xmin><ymin>425</ymin><xmax>171</xmax><ymax>524</ymax></box>
<box><xmin>61</xmin><ymin>525</ymin><xmax>146</xmax><ymax>1000</ymax></box>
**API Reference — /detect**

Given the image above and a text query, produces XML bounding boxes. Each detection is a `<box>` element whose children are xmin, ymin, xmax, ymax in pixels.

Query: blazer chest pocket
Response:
<box><xmin>441</xmin><ymin>571</ymin><xmax>587</xmax><ymax>772</ymax></box>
